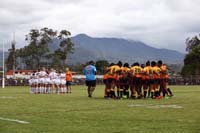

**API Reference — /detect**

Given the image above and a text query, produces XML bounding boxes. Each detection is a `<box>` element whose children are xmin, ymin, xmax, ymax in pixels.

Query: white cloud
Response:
<box><xmin>0</xmin><ymin>0</ymin><xmax>200</xmax><ymax>52</ymax></box>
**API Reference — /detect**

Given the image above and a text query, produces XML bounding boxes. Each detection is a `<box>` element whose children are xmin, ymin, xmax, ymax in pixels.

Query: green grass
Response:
<box><xmin>0</xmin><ymin>85</ymin><xmax>200</xmax><ymax>133</ymax></box>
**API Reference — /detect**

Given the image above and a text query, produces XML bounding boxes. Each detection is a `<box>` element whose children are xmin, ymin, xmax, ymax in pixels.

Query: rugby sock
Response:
<box><xmin>162</xmin><ymin>89</ymin><xmax>166</xmax><ymax>97</ymax></box>
<box><xmin>151</xmin><ymin>92</ymin><xmax>154</xmax><ymax>98</ymax></box>
<box><xmin>117</xmin><ymin>90</ymin><xmax>120</xmax><ymax>97</ymax></box>
<box><xmin>39</xmin><ymin>87</ymin><xmax>42</xmax><ymax>93</ymax></box>
<box><xmin>155</xmin><ymin>91</ymin><xmax>158</xmax><ymax>97</ymax></box>
<box><xmin>110</xmin><ymin>91</ymin><xmax>114</xmax><ymax>98</ymax></box>
<box><xmin>126</xmin><ymin>91</ymin><xmax>129</xmax><ymax>99</ymax></box>
<box><xmin>64</xmin><ymin>87</ymin><xmax>66</xmax><ymax>93</ymax></box>
<box><xmin>44</xmin><ymin>87</ymin><xmax>46</xmax><ymax>93</ymax></box>
<box><xmin>144</xmin><ymin>91</ymin><xmax>147</xmax><ymax>98</ymax></box>
<box><xmin>107</xmin><ymin>92</ymin><xmax>110</xmax><ymax>98</ymax></box>
<box><xmin>119</xmin><ymin>91</ymin><xmax>123</xmax><ymax>98</ymax></box>
<box><xmin>148</xmin><ymin>90</ymin><xmax>151</xmax><ymax>98</ymax></box>
<box><xmin>167</xmin><ymin>88</ymin><xmax>173</xmax><ymax>95</ymax></box>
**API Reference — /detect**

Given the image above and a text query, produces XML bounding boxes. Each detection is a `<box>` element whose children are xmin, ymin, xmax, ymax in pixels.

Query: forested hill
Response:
<box><xmin>64</xmin><ymin>34</ymin><xmax>184</xmax><ymax>64</ymax></box>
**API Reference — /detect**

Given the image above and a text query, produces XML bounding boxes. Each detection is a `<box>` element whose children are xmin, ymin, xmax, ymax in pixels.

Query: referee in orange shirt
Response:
<box><xmin>66</xmin><ymin>67</ymin><xmax>72</xmax><ymax>93</ymax></box>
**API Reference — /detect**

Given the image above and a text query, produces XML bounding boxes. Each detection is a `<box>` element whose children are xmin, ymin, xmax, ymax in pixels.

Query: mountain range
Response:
<box><xmin>64</xmin><ymin>34</ymin><xmax>184</xmax><ymax>64</ymax></box>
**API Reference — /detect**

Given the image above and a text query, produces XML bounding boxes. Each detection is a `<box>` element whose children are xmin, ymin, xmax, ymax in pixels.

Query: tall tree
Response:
<box><xmin>182</xmin><ymin>34</ymin><xmax>200</xmax><ymax>76</ymax></box>
<box><xmin>19</xmin><ymin>28</ymin><xmax>57</xmax><ymax>69</ymax></box>
<box><xmin>57</xmin><ymin>30</ymin><xmax>74</xmax><ymax>66</ymax></box>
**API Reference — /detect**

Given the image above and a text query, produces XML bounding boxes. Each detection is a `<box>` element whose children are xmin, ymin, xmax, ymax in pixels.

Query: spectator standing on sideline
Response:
<box><xmin>84</xmin><ymin>61</ymin><xmax>97</xmax><ymax>98</ymax></box>
<box><xmin>66</xmin><ymin>67</ymin><xmax>72</xmax><ymax>93</ymax></box>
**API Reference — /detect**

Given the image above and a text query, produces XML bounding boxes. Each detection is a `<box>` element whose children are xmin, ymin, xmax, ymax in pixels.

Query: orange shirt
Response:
<box><xmin>66</xmin><ymin>71</ymin><xmax>72</xmax><ymax>81</ymax></box>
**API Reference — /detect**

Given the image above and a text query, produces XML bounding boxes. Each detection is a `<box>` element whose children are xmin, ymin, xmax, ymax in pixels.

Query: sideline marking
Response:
<box><xmin>0</xmin><ymin>96</ymin><xmax>20</xmax><ymax>99</ymax></box>
<box><xmin>128</xmin><ymin>104</ymin><xmax>145</xmax><ymax>107</ymax></box>
<box><xmin>0</xmin><ymin>117</ymin><xmax>29</xmax><ymax>124</ymax></box>
<box><xmin>147</xmin><ymin>105</ymin><xmax>183</xmax><ymax>109</ymax></box>
<box><xmin>128</xmin><ymin>104</ymin><xmax>183</xmax><ymax>109</ymax></box>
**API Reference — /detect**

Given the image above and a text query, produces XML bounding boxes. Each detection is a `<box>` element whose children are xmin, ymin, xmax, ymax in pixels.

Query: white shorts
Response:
<box><xmin>55</xmin><ymin>79</ymin><xmax>61</xmax><ymax>85</ymax></box>
<box><xmin>29</xmin><ymin>79</ymin><xmax>33</xmax><ymax>85</ymax></box>
<box><xmin>33</xmin><ymin>79</ymin><xmax>39</xmax><ymax>84</ymax></box>
<box><xmin>45</xmin><ymin>78</ymin><xmax>51</xmax><ymax>84</ymax></box>
<box><xmin>60</xmin><ymin>79</ymin><xmax>66</xmax><ymax>85</ymax></box>
<box><xmin>39</xmin><ymin>78</ymin><xmax>45</xmax><ymax>84</ymax></box>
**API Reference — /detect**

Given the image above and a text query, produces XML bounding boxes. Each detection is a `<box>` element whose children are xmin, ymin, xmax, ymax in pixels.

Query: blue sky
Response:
<box><xmin>0</xmin><ymin>0</ymin><xmax>200</xmax><ymax>52</ymax></box>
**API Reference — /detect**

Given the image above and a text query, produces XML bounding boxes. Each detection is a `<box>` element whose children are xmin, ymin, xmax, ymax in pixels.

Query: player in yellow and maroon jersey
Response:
<box><xmin>158</xmin><ymin>60</ymin><xmax>173</xmax><ymax>97</ymax></box>
<box><xmin>130</xmin><ymin>62</ymin><xmax>143</xmax><ymax>99</ymax></box>
<box><xmin>142</xmin><ymin>61</ymin><xmax>151</xmax><ymax>98</ymax></box>
<box><xmin>151</xmin><ymin>61</ymin><xmax>161</xmax><ymax>99</ymax></box>
<box><xmin>104</xmin><ymin>62</ymin><xmax>121</xmax><ymax>98</ymax></box>
<box><xmin>140</xmin><ymin>64</ymin><xmax>145</xmax><ymax>98</ymax></box>
<box><xmin>119</xmin><ymin>63</ymin><xmax>130</xmax><ymax>99</ymax></box>
<box><xmin>103</xmin><ymin>63</ymin><xmax>115</xmax><ymax>98</ymax></box>
<box><xmin>114</xmin><ymin>61</ymin><xmax>123</xmax><ymax>98</ymax></box>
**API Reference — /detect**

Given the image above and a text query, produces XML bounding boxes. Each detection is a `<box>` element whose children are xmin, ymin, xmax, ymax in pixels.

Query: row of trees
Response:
<box><xmin>6</xmin><ymin>28</ymin><xmax>74</xmax><ymax>70</ymax></box>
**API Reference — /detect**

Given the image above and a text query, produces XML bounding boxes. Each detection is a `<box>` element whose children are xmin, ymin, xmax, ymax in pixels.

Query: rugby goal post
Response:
<box><xmin>1</xmin><ymin>42</ymin><xmax>5</xmax><ymax>88</ymax></box>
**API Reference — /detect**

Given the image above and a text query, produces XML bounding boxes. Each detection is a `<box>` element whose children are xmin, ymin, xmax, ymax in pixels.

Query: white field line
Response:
<box><xmin>128</xmin><ymin>104</ymin><xmax>146</xmax><ymax>107</ymax></box>
<box><xmin>0</xmin><ymin>96</ymin><xmax>21</xmax><ymax>99</ymax></box>
<box><xmin>147</xmin><ymin>105</ymin><xmax>183</xmax><ymax>109</ymax></box>
<box><xmin>0</xmin><ymin>117</ymin><xmax>29</xmax><ymax>124</ymax></box>
<box><xmin>128</xmin><ymin>104</ymin><xmax>183</xmax><ymax>109</ymax></box>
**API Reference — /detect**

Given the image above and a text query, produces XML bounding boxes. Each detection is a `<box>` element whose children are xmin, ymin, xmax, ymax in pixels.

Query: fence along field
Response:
<box><xmin>0</xmin><ymin>85</ymin><xmax>200</xmax><ymax>133</ymax></box>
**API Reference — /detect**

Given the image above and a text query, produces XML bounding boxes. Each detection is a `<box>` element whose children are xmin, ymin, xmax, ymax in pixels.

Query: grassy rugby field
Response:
<box><xmin>0</xmin><ymin>85</ymin><xmax>200</xmax><ymax>133</ymax></box>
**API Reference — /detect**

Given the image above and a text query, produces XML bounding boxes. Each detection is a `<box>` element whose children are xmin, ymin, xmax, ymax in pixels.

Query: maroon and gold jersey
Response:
<box><xmin>152</xmin><ymin>66</ymin><xmax>161</xmax><ymax>79</ymax></box>
<box><xmin>120</xmin><ymin>67</ymin><xmax>130</xmax><ymax>78</ymax></box>
<box><xmin>160</xmin><ymin>64</ymin><xmax>168</xmax><ymax>79</ymax></box>
<box><xmin>130</xmin><ymin>66</ymin><xmax>143</xmax><ymax>78</ymax></box>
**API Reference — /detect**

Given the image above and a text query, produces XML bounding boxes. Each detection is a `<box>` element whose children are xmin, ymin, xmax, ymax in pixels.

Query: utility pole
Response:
<box><xmin>2</xmin><ymin>42</ymin><xmax>5</xmax><ymax>88</ymax></box>
<box><xmin>12</xmin><ymin>33</ymin><xmax>16</xmax><ymax>78</ymax></box>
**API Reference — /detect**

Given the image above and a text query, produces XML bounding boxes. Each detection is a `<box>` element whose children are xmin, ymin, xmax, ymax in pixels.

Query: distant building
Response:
<box><xmin>6</xmin><ymin>70</ymin><xmax>33</xmax><ymax>79</ymax></box>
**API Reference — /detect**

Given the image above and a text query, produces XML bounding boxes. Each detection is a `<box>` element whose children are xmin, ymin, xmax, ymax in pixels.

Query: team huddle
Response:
<box><xmin>29</xmin><ymin>67</ymin><xmax>72</xmax><ymax>94</ymax></box>
<box><xmin>103</xmin><ymin>60</ymin><xmax>173</xmax><ymax>99</ymax></box>
<box><xmin>28</xmin><ymin>60</ymin><xmax>173</xmax><ymax>99</ymax></box>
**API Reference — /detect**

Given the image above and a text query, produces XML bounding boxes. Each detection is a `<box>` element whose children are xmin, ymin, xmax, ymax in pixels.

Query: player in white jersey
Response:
<box><xmin>38</xmin><ymin>67</ymin><xmax>47</xmax><ymax>93</ymax></box>
<box><xmin>29</xmin><ymin>72</ymin><xmax>35</xmax><ymax>94</ymax></box>
<box><xmin>56</xmin><ymin>71</ymin><xmax>62</xmax><ymax>93</ymax></box>
<box><xmin>49</xmin><ymin>68</ymin><xmax>59</xmax><ymax>93</ymax></box>
<box><xmin>29</xmin><ymin>70</ymin><xmax>39</xmax><ymax>94</ymax></box>
<box><xmin>44</xmin><ymin>70</ymin><xmax>51</xmax><ymax>94</ymax></box>
<box><xmin>34</xmin><ymin>70</ymin><xmax>40</xmax><ymax>93</ymax></box>
<box><xmin>59</xmin><ymin>71</ymin><xmax>67</xmax><ymax>94</ymax></box>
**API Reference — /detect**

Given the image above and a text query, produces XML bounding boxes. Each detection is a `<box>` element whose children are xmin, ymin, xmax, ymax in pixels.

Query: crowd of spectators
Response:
<box><xmin>0</xmin><ymin>78</ymin><xmax>104</xmax><ymax>86</ymax></box>
<box><xmin>0</xmin><ymin>77</ymin><xmax>200</xmax><ymax>86</ymax></box>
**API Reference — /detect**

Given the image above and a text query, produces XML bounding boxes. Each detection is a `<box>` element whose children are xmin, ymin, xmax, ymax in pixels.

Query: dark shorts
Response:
<box><xmin>107</xmin><ymin>78</ymin><xmax>116</xmax><ymax>84</ymax></box>
<box><xmin>149</xmin><ymin>79</ymin><xmax>155</xmax><ymax>84</ymax></box>
<box><xmin>155</xmin><ymin>79</ymin><xmax>161</xmax><ymax>84</ymax></box>
<box><xmin>161</xmin><ymin>78</ymin><xmax>168</xmax><ymax>83</ymax></box>
<box><xmin>85</xmin><ymin>80</ymin><xmax>96</xmax><ymax>87</ymax></box>
<box><xmin>66</xmin><ymin>81</ymin><xmax>72</xmax><ymax>86</ymax></box>
<box><xmin>131</xmin><ymin>77</ymin><xmax>142</xmax><ymax>85</ymax></box>
<box><xmin>143</xmin><ymin>79</ymin><xmax>150</xmax><ymax>85</ymax></box>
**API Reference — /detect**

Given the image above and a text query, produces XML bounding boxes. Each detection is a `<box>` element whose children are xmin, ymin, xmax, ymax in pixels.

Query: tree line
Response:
<box><xmin>6</xmin><ymin>27</ymin><xmax>74</xmax><ymax>70</ymax></box>
<box><xmin>181</xmin><ymin>34</ymin><xmax>200</xmax><ymax>76</ymax></box>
